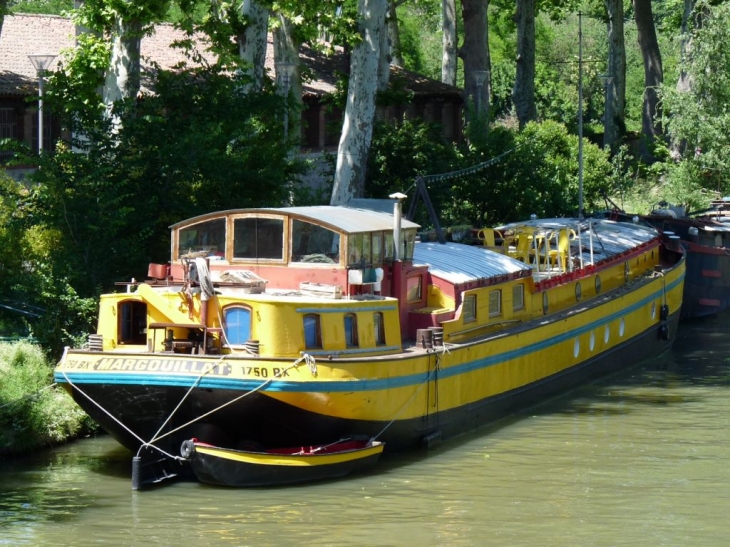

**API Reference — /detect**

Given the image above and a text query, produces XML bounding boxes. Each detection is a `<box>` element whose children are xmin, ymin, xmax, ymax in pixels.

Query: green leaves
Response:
<box><xmin>660</xmin><ymin>1</ymin><xmax>730</xmax><ymax>196</ymax></box>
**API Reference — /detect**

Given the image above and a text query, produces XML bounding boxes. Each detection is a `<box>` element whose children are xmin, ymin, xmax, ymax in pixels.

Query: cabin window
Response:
<box><xmin>178</xmin><ymin>218</ymin><xmax>226</xmax><ymax>259</ymax></box>
<box><xmin>303</xmin><ymin>314</ymin><xmax>322</xmax><ymax>349</ymax></box>
<box><xmin>463</xmin><ymin>294</ymin><xmax>477</xmax><ymax>323</ymax></box>
<box><xmin>348</xmin><ymin>233</ymin><xmax>373</xmax><ymax>266</ymax></box>
<box><xmin>384</xmin><ymin>233</ymin><xmax>395</xmax><ymax>262</ymax></box>
<box><xmin>406</xmin><ymin>275</ymin><xmax>422</xmax><ymax>303</ymax></box>
<box><xmin>118</xmin><ymin>301</ymin><xmax>147</xmax><ymax>345</ymax></box>
<box><xmin>512</xmin><ymin>284</ymin><xmax>525</xmax><ymax>311</ymax></box>
<box><xmin>489</xmin><ymin>290</ymin><xmax>502</xmax><ymax>318</ymax></box>
<box><xmin>344</xmin><ymin>314</ymin><xmax>359</xmax><ymax>347</ymax></box>
<box><xmin>233</xmin><ymin>217</ymin><xmax>284</xmax><ymax>260</ymax></box>
<box><xmin>404</xmin><ymin>229</ymin><xmax>416</xmax><ymax>260</ymax></box>
<box><xmin>291</xmin><ymin>219</ymin><xmax>340</xmax><ymax>263</ymax></box>
<box><xmin>223</xmin><ymin>306</ymin><xmax>252</xmax><ymax>345</ymax></box>
<box><xmin>372</xmin><ymin>233</ymin><xmax>383</xmax><ymax>263</ymax></box>
<box><xmin>373</xmin><ymin>312</ymin><xmax>385</xmax><ymax>345</ymax></box>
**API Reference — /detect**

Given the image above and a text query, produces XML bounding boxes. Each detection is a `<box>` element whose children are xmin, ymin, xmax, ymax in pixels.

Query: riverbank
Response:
<box><xmin>0</xmin><ymin>341</ymin><xmax>96</xmax><ymax>459</ymax></box>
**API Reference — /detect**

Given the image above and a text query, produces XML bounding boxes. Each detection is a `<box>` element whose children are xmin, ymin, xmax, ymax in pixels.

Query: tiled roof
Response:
<box><xmin>0</xmin><ymin>14</ymin><xmax>73</xmax><ymax>96</ymax></box>
<box><xmin>0</xmin><ymin>13</ymin><xmax>462</xmax><ymax>100</ymax></box>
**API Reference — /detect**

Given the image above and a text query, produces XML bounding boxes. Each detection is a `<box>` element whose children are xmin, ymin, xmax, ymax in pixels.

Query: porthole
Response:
<box><xmin>624</xmin><ymin>262</ymin><xmax>630</xmax><ymax>282</ymax></box>
<box><xmin>543</xmin><ymin>292</ymin><xmax>549</xmax><ymax>315</ymax></box>
<box><xmin>594</xmin><ymin>275</ymin><xmax>602</xmax><ymax>294</ymax></box>
<box><xmin>573</xmin><ymin>337</ymin><xmax>580</xmax><ymax>358</ymax></box>
<box><xmin>604</xmin><ymin>325</ymin><xmax>610</xmax><ymax>344</ymax></box>
<box><xmin>589</xmin><ymin>331</ymin><xmax>595</xmax><ymax>351</ymax></box>
<box><xmin>651</xmin><ymin>301</ymin><xmax>656</xmax><ymax>320</ymax></box>
<box><xmin>575</xmin><ymin>282</ymin><xmax>582</xmax><ymax>302</ymax></box>
<box><xmin>619</xmin><ymin>318</ymin><xmax>626</xmax><ymax>337</ymax></box>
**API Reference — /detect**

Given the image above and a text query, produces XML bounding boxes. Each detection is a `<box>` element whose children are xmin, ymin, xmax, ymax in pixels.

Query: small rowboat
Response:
<box><xmin>180</xmin><ymin>437</ymin><xmax>385</xmax><ymax>487</ymax></box>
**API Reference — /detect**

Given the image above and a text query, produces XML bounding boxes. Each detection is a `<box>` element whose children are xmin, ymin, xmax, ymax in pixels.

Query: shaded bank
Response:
<box><xmin>0</xmin><ymin>342</ymin><xmax>96</xmax><ymax>458</ymax></box>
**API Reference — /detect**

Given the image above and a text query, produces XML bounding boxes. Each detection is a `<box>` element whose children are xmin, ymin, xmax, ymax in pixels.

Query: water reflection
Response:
<box><xmin>2</xmin><ymin>316</ymin><xmax>730</xmax><ymax>546</ymax></box>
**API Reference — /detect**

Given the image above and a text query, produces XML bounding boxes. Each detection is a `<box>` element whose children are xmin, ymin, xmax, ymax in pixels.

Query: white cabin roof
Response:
<box><xmin>413</xmin><ymin>242</ymin><xmax>532</xmax><ymax>284</ymax></box>
<box><xmin>171</xmin><ymin>206</ymin><xmax>420</xmax><ymax>235</ymax></box>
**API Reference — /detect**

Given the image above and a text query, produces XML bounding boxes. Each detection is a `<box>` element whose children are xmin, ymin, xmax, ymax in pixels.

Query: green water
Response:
<box><xmin>1</xmin><ymin>316</ymin><xmax>729</xmax><ymax>546</ymax></box>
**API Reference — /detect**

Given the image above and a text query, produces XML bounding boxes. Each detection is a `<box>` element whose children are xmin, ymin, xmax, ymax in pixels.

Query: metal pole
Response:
<box><xmin>38</xmin><ymin>72</ymin><xmax>44</xmax><ymax>154</ymax></box>
<box><xmin>28</xmin><ymin>54</ymin><xmax>56</xmax><ymax>155</ymax></box>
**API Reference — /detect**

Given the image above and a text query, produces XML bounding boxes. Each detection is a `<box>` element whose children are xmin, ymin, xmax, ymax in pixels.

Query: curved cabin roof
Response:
<box><xmin>170</xmin><ymin>206</ymin><xmax>420</xmax><ymax>234</ymax></box>
<box><xmin>413</xmin><ymin>242</ymin><xmax>532</xmax><ymax>285</ymax></box>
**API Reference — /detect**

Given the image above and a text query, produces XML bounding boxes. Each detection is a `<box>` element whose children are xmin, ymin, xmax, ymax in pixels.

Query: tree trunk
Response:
<box><xmin>331</xmin><ymin>0</ymin><xmax>388</xmax><ymax>205</ymax></box>
<box><xmin>272</xmin><ymin>13</ymin><xmax>302</xmax><ymax>148</ymax></box>
<box><xmin>0</xmin><ymin>0</ymin><xmax>8</xmax><ymax>38</ymax></box>
<box><xmin>671</xmin><ymin>0</ymin><xmax>702</xmax><ymax>159</ymax></box>
<box><xmin>442</xmin><ymin>0</ymin><xmax>457</xmax><ymax>86</ymax></box>
<box><xmin>103</xmin><ymin>17</ymin><xmax>141</xmax><ymax>105</ymax></box>
<box><xmin>388</xmin><ymin>0</ymin><xmax>404</xmax><ymax>67</ymax></box>
<box><xmin>603</xmin><ymin>0</ymin><xmax>626</xmax><ymax>152</ymax></box>
<box><xmin>379</xmin><ymin>3</ymin><xmax>392</xmax><ymax>91</ymax></box>
<box><xmin>459</xmin><ymin>0</ymin><xmax>490</xmax><ymax>127</ymax></box>
<box><xmin>103</xmin><ymin>16</ymin><xmax>141</xmax><ymax>132</ymax></box>
<box><xmin>633</xmin><ymin>0</ymin><xmax>663</xmax><ymax>158</ymax></box>
<box><xmin>238</xmin><ymin>0</ymin><xmax>270</xmax><ymax>93</ymax></box>
<box><xmin>676</xmin><ymin>0</ymin><xmax>698</xmax><ymax>95</ymax></box>
<box><xmin>513</xmin><ymin>0</ymin><xmax>536</xmax><ymax>127</ymax></box>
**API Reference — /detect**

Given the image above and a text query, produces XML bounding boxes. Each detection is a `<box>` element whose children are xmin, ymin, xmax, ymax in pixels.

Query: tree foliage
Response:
<box><xmin>36</xmin><ymin>61</ymin><xmax>298</xmax><ymax>298</ymax></box>
<box><xmin>367</xmin><ymin>118</ymin><xmax>611</xmax><ymax>228</ymax></box>
<box><xmin>661</xmin><ymin>0</ymin><xmax>730</xmax><ymax>194</ymax></box>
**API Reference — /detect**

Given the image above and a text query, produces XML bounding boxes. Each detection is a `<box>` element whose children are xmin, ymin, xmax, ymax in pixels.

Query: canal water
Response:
<box><xmin>2</xmin><ymin>315</ymin><xmax>729</xmax><ymax>546</ymax></box>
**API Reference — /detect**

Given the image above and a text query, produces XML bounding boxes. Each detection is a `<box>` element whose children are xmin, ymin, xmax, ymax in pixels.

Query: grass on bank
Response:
<box><xmin>0</xmin><ymin>341</ymin><xmax>96</xmax><ymax>458</ymax></box>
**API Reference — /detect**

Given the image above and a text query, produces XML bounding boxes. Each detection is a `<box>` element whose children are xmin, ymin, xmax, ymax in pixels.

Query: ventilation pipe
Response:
<box><xmin>390</xmin><ymin>192</ymin><xmax>407</xmax><ymax>261</ymax></box>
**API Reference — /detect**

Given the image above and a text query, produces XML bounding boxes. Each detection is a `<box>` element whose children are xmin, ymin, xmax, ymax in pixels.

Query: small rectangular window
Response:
<box><xmin>347</xmin><ymin>233</ymin><xmax>372</xmax><ymax>266</ymax></box>
<box><xmin>303</xmin><ymin>314</ymin><xmax>322</xmax><ymax>349</ymax></box>
<box><xmin>512</xmin><ymin>284</ymin><xmax>525</xmax><ymax>311</ymax></box>
<box><xmin>489</xmin><ymin>290</ymin><xmax>502</xmax><ymax>318</ymax></box>
<box><xmin>344</xmin><ymin>314</ymin><xmax>359</xmax><ymax>347</ymax></box>
<box><xmin>463</xmin><ymin>294</ymin><xmax>476</xmax><ymax>323</ymax></box>
<box><xmin>0</xmin><ymin>108</ymin><xmax>17</xmax><ymax>139</ymax></box>
<box><xmin>372</xmin><ymin>233</ymin><xmax>383</xmax><ymax>263</ymax></box>
<box><xmin>406</xmin><ymin>275</ymin><xmax>422</xmax><ymax>303</ymax></box>
<box><xmin>373</xmin><ymin>312</ymin><xmax>385</xmax><ymax>345</ymax></box>
<box><xmin>384</xmin><ymin>233</ymin><xmax>395</xmax><ymax>261</ymax></box>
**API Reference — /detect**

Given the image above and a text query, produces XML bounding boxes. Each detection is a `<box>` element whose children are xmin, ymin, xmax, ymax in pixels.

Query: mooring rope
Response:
<box><xmin>59</xmin><ymin>368</ymin><xmax>173</xmax><ymax>457</ymax></box>
<box><xmin>144</xmin><ymin>354</ymin><xmax>316</xmax><ymax>447</ymax></box>
<box><xmin>58</xmin><ymin>347</ymin><xmax>317</xmax><ymax>461</ymax></box>
<box><xmin>138</xmin><ymin>356</ymin><xmax>228</xmax><ymax>458</ymax></box>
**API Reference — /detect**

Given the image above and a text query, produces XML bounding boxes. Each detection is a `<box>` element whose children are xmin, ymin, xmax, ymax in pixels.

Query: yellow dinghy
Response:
<box><xmin>54</xmin><ymin>200</ymin><xmax>685</xmax><ymax>487</ymax></box>
<box><xmin>180</xmin><ymin>437</ymin><xmax>385</xmax><ymax>487</ymax></box>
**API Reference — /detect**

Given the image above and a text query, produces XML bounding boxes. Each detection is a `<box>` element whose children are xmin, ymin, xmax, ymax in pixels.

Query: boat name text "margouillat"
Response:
<box><xmin>63</xmin><ymin>357</ymin><xmax>233</xmax><ymax>375</ymax></box>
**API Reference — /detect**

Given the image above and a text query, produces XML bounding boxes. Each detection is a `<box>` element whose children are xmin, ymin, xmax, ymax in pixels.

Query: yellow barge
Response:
<box><xmin>54</xmin><ymin>201</ymin><xmax>685</xmax><ymax>484</ymax></box>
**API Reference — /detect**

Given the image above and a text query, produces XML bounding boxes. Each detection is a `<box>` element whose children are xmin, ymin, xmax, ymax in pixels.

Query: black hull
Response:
<box><xmin>637</xmin><ymin>215</ymin><xmax>730</xmax><ymax>319</ymax></box>
<box><xmin>188</xmin><ymin>445</ymin><xmax>383</xmax><ymax>487</ymax></box>
<box><xmin>680</xmin><ymin>243</ymin><xmax>730</xmax><ymax>319</ymax></box>
<box><xmin>63</xmin><ymin>310</ymin><xmax>680</xmax><ymax>458</ymax></box>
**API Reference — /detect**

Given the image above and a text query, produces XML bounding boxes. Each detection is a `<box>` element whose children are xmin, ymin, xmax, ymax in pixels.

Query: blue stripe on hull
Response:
<box><xmin>55</xmin><ymin>273</ymin><xmax>683</xmax><ymax>394</ymax></box>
